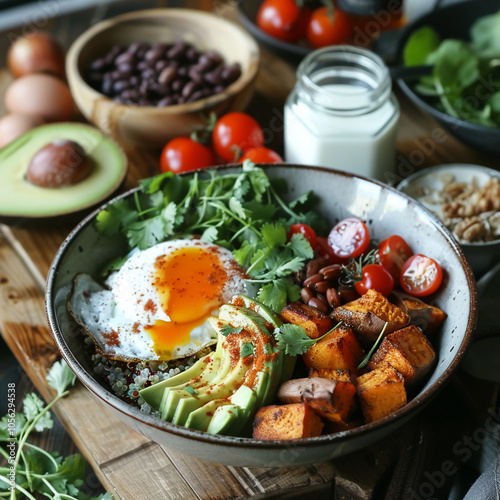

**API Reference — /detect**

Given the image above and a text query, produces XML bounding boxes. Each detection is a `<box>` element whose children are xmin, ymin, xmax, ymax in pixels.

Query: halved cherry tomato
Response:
<box><xmin>306</xmin><ymin>6</ymin><xmax>352</xmax><ymax>49</ymax></box>
<box><xmin>288</xmin><ymin>223</ymin><xmax>317</xmax><ymax>249</ymax></box>
<box><xmin>328</xmin><ymin>218</ymin><xmax>370</xmax><ymax>259</ymax></box>
<box><xmin>212</xmin><ymin>112</ymin><xmax>264</xmax><ymax>162</ymax></box>
<box><xmin>354</xmin><ymin>264</ymin><xmax>394</xmax><ymax>297</ymax></box>
<box><xmin>257</xmin><ymin>0</ymin><xmax>310</xmax><ymax>43</ymax></box>
<box><xmin>160</xmin><ymin>137</ymin><xmax>216</xmax><ymax>173</ymax></box>
<box><xmin>400</xmin><ymin>254</ymin><xmax>443</xmax><ymax>297</ymax></box>
<box><xmin>314</xmin><ymin>236</ymin><xmax>339</xmax><ymax>265</ymax></box>
<box><xmin>377</xmin><ymin>235</ymin><xmax>413</xmax><ymax>282</ymax></box>
<box><xmin>238</xmin><ymin>147</ymin><xmax>283</xmax><ymax>164</ymax></box>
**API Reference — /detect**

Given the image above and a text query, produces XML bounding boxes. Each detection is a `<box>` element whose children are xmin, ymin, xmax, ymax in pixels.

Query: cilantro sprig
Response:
<box><xmin>274</xmin><ymin>321</ymin><xmax>343</xmax><ymax>356</ymax></box>
<box><xmin>96</xmin><ymin>161</ymin><xmax>327</xmax><ymax>312</ymax></box>
<box><xmin>0</xmin><ymin>360</ymin><xmax>112</xmax><ymax>500</ymax></box>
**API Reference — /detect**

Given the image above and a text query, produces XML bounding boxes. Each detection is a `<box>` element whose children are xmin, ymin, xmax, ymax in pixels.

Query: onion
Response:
<box><xmin>7</xmin><ymin>31</ymin><xmax>65</xmax><ymax>79</ymax></box>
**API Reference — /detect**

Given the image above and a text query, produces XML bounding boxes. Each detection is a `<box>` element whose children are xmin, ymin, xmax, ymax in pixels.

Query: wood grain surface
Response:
<box><xmin>0</xmin><ymin>2</ymin><xmax>498</xmax><ymax>499</ymax></box>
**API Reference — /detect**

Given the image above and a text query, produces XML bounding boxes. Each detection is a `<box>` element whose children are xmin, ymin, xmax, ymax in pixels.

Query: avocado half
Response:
<box><xmin>0</xmin><ymin>122</ymin><xmax>127</xmax><ymax>224</ymax></box>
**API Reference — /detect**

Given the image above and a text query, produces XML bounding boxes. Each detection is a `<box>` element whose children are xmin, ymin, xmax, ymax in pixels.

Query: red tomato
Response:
<box><xmin>288</xmin><ymin>223</ymin><xmax>318</xmax><ymax>249</ymax></box>
<box><xmin>400</xmin><ymin>254</ymin><xmax>443</xmax><ymax>297</ymax></box>
<box><xmin>160</xmin><ymin>138</ymin><xmax>216</xmax><ymax>173</ymax></box>
<box><xmin>212</xmin><ymin>112</ymin><xmax>264</xmax><ymax>162</ymax></box>
<box><xmin>314</xmin><ymin>236</ymin><xmax>348</xmax><ymax>265</ymax></box>
<box><xmin>377</xmin><ymin>235</ymin><xmax>413</xmax><ymax>282</ymax></box>
<box><xmin>328</xmin><ymin>218</ymin><xmax>370</xmax><ymax>259</ymax></box>
<box><xmin>257</xmin><ymin>0</ymin><xmax>310</xmax><ymax>43</ymax></box>
<box><xmin>354</xmin><ymin>264</ymin><xmax>394</xmax><ymax>297</ymax></box>
<box><xmin>238</xmin><ymin>147</ymin><xmax>283</xmax><ymax>164</ymax></box>
<box><xmin>306</xmin><ymin>6</ymin><xmax>352</xmax><ymax>49</ymax></box>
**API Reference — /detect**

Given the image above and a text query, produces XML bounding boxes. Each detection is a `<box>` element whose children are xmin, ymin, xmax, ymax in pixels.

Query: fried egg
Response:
<box><xmin>68</xmin><ymin>239</ymin><xmax>247</xmax><ymax>361</ymax></box>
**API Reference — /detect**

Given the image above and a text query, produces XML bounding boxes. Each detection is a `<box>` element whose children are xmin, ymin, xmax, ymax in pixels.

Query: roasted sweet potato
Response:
<box><xmin>355</xmin><ymin>365</ymin><xmax>407</xmax><ymax>423</ymax></box>
<box><xmin>302</xmin><ymin>325</ymin><xmax>364</xmax><ymax>373</ymax></box>
<box><xmin>391</xmin><ymin>292</ymin><xmax>447</xmax><ymax>336</ymax></box>
<box><xmin>253</xmin><ymin>403</ymin><xmax>324</xmax><ymax>440</ymax></box>
<box><xmin>280</xmin><ymin>302</ymin><xmax>334</xmax><ymax>339</ymax></box>
<box><xmin>367</xmin><ymin>325</ymin><xmax>436</xmax><ymax>386</ymax></box>
<box><xmin>332</xmin><ymin>289</ymin><xmax>410</xmax><ymax>346</ymax></box>
<box><xmin>309</xmin><ymin>367</ymin><xmax>353</xmax><ymax>383</ymax></box>
<box><xmin>277</xmin><ymin>377</ymin><xmax>356</xmax><ymax>424</ymax></box>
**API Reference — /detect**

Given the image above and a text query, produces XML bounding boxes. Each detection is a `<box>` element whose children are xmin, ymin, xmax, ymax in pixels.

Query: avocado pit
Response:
<box><xmin>26</xmin><ymin>139</ymin><xmax>93</xmax><ymax>188</ymax></box>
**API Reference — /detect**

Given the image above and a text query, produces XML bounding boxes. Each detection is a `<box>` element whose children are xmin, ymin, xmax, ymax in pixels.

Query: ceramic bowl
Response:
<box><xmin>397</xmin><ymin>164</ymin><xmax>500</xmax><ymax>279</ymax></box>
<box><xmin>46</xmin><ymin>164</ymin><xmax>476</xmax><ymax>467</ymax></box>
<box><xmin>395</xmin><ymin>0</ymin><xmax>500</xmax><ymax>154</ymax></box>
<box><xmin>66</xmin><ymin>9</ymin><xmax>260</xmax><ymax>149</ymax></box>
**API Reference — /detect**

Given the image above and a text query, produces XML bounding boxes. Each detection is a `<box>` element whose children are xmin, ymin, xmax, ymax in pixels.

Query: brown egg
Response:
<box><xmin>26</xmin><ymin>139</ymin><xmax>93</xmax><ymax>188</ymax></box>
<box><xmin>0</xmin><ymin>113</ymin><xmax>45</xmax><ymax>148</ymax></box>
<box><xmin>5</xmin><ymin>74</ymin><xmax>74</xmax><ymax>122</ymax></box>
<box><xmin>7</xmin><ymin>32</ymin><xmax>65</xmax><ymax>79</ymax></box>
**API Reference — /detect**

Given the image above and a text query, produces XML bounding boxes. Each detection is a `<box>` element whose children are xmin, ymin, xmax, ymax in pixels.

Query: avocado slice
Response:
<box><xmin>184</xmin><ymin>399</ymin><xmax>232</xmax><ymax>432</ymax></box>
<box><xmin>0</xmin><ymin>123</ymin><xmax>127</xmax><ymax>220</ymax></box>
<box><xmin>207</xmin><ymin>404</ymin><xmax>242</xmax><ymax>435</ymax></box>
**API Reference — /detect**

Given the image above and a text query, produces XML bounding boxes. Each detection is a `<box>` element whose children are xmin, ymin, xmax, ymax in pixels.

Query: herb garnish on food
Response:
<box><xmin>0</xmin><ymin>360</ymin><xmax>112</xmax><ymax>500</ymax></box>
<box><xmin>96</xmin><ymin>161</ymin><xmax>326</xmax><ymax>312</ymax></box>
<box><xmin>403</xmin><ymin>11</ymin><xmax>500</xmax><ymax>127</ymax></box>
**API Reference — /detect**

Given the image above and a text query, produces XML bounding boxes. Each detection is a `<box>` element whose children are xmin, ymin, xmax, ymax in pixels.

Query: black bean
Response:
<box><xmin>157</xmin><ymin>96</ymin><xmax>175</xmax><ymax>107</ymax></box>
<box><xmin>188</xmin><ymin>68</ymin><xmax>204</xmax><ymax>85</ymax></box>
<box><xmin>136</xmin><ymin>60</ymin><xmax>149</xmax><ymax>72</ymax></box>
<box><xmin>113</xmin><ymin>79</ymin><xmax>131</xmax><ymax>93</ymax></box>
<box><xmin>144</xmin><ymin>47</ymin><xmax>163</xmax><ymax>65</ymax></box>
<box><xmin>204</xmin><ymin>66</ymin><xmax>224</xmax><ymax>86</ymax></box>
<box><xmin>186</xmin><ymin>47</ymin><xmax>199</xmax><ymax>62</ymax></box>
<box><xmin>186</xmin><ymin>90</ymin><xmax>204</xmax><ymax>103</ymax></box>
<box><xmin>171</xmin><ymin>78</ymin><xmax>183</xmax><ymax>92</ymax></box>
<box><xmin>155</xmin><ymin>60</ymin><xmax>168</xmax><ymax>73</ymax></box>
<box><xmin>101</xmin><ymin>77</ymin><xmax>113</xmax><ymax>96</ymax></box>
<box><xmin>115</xmin><ymin>51</ymin><xmax>134</xmax><ymax>66</ymax></box>
<box><xmin>90</xmin><ymin>57</ymin><xmax>108</xmax><ymax>71</ymax></box>
<box><xmin>167</xmin><ymin>41</ymin><xmax>187</xmax><ymax>60</ymax></box>
<box><xmin>182</xmin><ymin>80</ymin><xmax>198</xmax><ymax>99</ymax></box>
<box><xmin>158</xmin><ymin>66</ymin><xmax>177</xmax><ymax>85</ymax></box>
<box><xmin>221</xmin><ymin>63</ymin><xmax>241</xmax><ymax>84</ymax></box>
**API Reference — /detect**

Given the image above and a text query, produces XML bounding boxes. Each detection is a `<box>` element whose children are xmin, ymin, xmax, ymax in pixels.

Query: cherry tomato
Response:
<box><xmin>256</xmin><ymin>0</ymin><xmax>310</xmax><ymax>43</ymax></box>
<box><xmin>354</xmin><ymin>264</ymin><xmax>394</xmax><ymax>297</ymax></box>
<box><xmin>377</xmin><ymin>235</ymin><xmax>413</xmax><ymax>282</ymax></box>
<box><xmin>238</xmin><ymin>147</ymin><xmax>283</xmax><ymax>164</ymax></box>
<box><xmin>212</xmin><ymin>112</ymin><xmax>264</xmax><ymax>162</ymax></box>
<box><xmin>328</xmin><ymin>218</ymin><xmax>370</xmax><ymax>259</ymax></box>
<box><xmin>288</xmin><ymin>223</ymin><xmax>317</xmax><ymax>249</ymax></box>
<box><xmin>160</xmin><ymin>137</ymin><xmax>216</xmax><ymax>173</ymax></box>
<box><xmin>400</xmin><ymin>254</ymin><xmax>443</xmax><ymax>297</ymax></box>
<box><xmin>306</xmin><ymin>6</ymin><xmax>352</xmax><ymax>49</ymax></box>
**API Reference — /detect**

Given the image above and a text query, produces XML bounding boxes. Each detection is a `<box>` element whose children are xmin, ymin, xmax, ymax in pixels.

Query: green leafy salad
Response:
<box><xmin>96</xmin><ymin>161</ymin><xmax>327</xmax><ymax>313</ymax></box>
<box><xmin>403</xmin><ymin>10</ymin><xmax>500</xmax><ymax>127</ymax></box>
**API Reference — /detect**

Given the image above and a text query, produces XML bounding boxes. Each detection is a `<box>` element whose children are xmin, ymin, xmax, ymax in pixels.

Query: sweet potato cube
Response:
<box><xmin>253</xmin><ymin>403</ymin><xmax>324</xmax><ymax>440</ymax></box>
<box><xmin>403</xmin><ymin>297</ymin><xmax>447</xmax><ymax>336</ymax></box>
<box><xmin>307</xmin><ymin>381</ymin><xmax>357</xmax><ymax>424</ymax></box>
<box><xmin>367</xmin><ymin>325</ymin><xmax>436</xmax><ymax>386</ymax></box>
<box><xmin>309</xmin><ymin>367</ymin><xmax>352</xmax><ymax>383</ymax></box>
<box><xmin>302</xmin><ymin>325</ymin><xmax>364</xmax><ymax>373</ymax></box>
<box><xmin>355</xmin><ymin>366</ymin><xmax>407</xmax><ymax>423</ymax></box>
<box><xmin>280</xmin><ymin>302</ymin><xmax>333</xmax><ymax>339</ymax></box>
<box><xmin>332</xmin><ymin>289</ymin><xmax>410</xmax><ymax>345</ymax></box>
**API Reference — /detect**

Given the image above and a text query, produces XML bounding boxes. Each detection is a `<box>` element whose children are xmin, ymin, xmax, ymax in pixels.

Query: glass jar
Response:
<box><xmin>284</xmin><ymin>45</ymin><xmax>399</xmax><ymax>181</ymax></box>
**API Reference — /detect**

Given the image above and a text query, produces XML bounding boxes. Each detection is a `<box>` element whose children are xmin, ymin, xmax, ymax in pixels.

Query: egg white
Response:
<box><xmin>67</xmin><ymin>239</ymin><xmax>246</xmax><ymax>361</ymax></box>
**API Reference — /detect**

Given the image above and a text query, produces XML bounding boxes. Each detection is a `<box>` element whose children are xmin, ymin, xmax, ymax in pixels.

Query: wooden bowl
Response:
<box><xmin>66</xmin><ymin>9</ymin><xmax>260</xmax><ymax>149</ymax></box>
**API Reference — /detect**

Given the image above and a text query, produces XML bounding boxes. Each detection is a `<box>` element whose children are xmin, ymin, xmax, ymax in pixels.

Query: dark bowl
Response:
<box><xmin>395</xmin><ymin>0</ymin><xmax>500</xmax><ymax>154</ymax></box>
<box><xmin>237</xmin><ymin>0</ymin><xmax>311</xmax><ymax>63</ymax></box>
<box><xmin>46</xmin><ymin>164</ymin><xmax>476</xmax><ymax>466</ymax></box>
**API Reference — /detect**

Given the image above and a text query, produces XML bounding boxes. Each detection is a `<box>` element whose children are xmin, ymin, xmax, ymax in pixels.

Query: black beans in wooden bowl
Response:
<box><xmin>86</xmin><ymin>40</ymin><xmax>242</xmax><ymax>107</ymax></box>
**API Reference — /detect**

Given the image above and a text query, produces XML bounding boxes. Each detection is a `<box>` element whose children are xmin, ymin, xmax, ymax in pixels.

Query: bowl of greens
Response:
<box><xmin>397</xmin><ymin>0</ymin><xmax>500</xmax><ymax>154</ymax></box>
<box><xmin>45</xmin><ymin>162</ymin><xmax>477</xmax><ymax>467</ymax></box>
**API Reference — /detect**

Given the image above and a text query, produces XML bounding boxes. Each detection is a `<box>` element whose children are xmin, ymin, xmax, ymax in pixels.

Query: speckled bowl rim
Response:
<box><xmin>46</xmin><ymin>163</ymin><xmax>477</xmax><ymax>453</ymax></box>
<box><xmin>397</xmin><ymin>163</ymin><xmax>500</xmax><ymax>249</ymax></box>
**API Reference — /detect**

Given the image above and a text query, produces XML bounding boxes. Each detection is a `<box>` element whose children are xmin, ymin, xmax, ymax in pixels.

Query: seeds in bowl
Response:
<box><xmin>413</xmin><ymin>174</ymin><xmax>500</xmax><ymax>244</ymax></box>
<box><xmin>86</xmin><ymin>40</ymin><xmax>242</xmax><ymax>107</ymax></box>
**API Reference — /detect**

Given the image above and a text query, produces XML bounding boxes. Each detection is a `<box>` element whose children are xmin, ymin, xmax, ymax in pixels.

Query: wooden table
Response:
<box><xmin>0</xmin><ymin>2</ymin><xmax>499</xmax><ymax>499</ymax></box>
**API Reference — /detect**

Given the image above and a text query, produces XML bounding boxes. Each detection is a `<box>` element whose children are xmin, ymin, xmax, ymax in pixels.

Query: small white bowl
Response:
<box><xmin>397</xmin><ymin>164</ymin><xmax>500</xmax><ymax>278</ymax></box>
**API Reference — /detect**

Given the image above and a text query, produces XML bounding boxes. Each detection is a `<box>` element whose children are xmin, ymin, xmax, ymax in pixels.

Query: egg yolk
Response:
<box><xmin>146</xmin><ymin>245</ymin><xmax>229</xmax><ymax>359</ymax></box>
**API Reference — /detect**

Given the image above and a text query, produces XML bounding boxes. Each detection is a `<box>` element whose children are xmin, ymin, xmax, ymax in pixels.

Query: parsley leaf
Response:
<box><xmin>46</xmin><ymin>359</ymin><xmax>77</xmax><ymax>396</ymax></box>
<box><xmin>221</xmin><ymin>324</ymin><xmax>244</xmax><ymax>337</ymax></box>
<box><xmin>23</xmin><ymin>394</ymin><xmax>53</xmax><ymax>432</ymax></box>
<box><xmin>95</xmin><ymin>199</ymin><xmax>138</xmax><ymax>236</ymax></box>
<box><xmin>275</xmin><ymin>322</ymin><xmax>342</xmax><ymax>356</ymax></box>
<box><xmin>241</xmin><ymin>343</ymin><xmax>254</xmax><ymax>358</ymax></box>
<box><xmin>261</xmin><ymin>222</ymin><xmax>287</xmax><ymax>248</ymax></box>
<box><xmin>126</xmin><ymin>216</ymin><xmax>166</xmax><ymax>250</ymax></box>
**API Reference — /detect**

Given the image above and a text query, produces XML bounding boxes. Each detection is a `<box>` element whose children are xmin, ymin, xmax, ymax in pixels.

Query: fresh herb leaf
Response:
<box><xmin>46</xmin><ymin>359</ymin><xmax>76</xmax><ymax>396</ymax></box>
<box><xmin>403</xmin><ymin>26</ymin><xmax>440</xmax><ymax>66</ymax></box>
<box><xmin>261</xmin><ymin>222</ymin><xmax>287</xmax><ymax>248</ymax></box>
<box><xmin>23</xmin><ymin>394</ymin><xmax>53</xmax><ymax>432</ymax></box>
<box><xmin>0</xmin><ymin>412</ymin><xmax>26</xmax><ymax>441</ymax></box>
<box><xmin>126</xmin><ymin>216</ymin><xmax>166</xmax><ymax>250</ymax></box>
<box><xmin>288</xmin><ymin>233</ymin><xmax>314</xmax><ymax>259</ymax></box>
<box><xmin>257</xmin><ymin>280</ymin><xmax>288</xmax><ymax>313</ymax></box>
<box><xmin>184</xmin><ymin>385</ymin><xmax>197</xmax><ymax>396</ymax></box>
<box><xmin>275</xmin><ymin>322</ymin><xmax>342</xmax><ymax>356</ymax></box>
<box><xmin>139</xmin><ymin>171</ymin><xmax>173</xmax><ymax>194</ymax></box>
<box><xmin>95</xmin><ymin>199</ymin><xmax>138</xmax><ymax>236</ymax></box>
<box><xmin>240</xmin><ymin>343</ymin><xmax>254</xmax><ymax>358</ymax></box>
<box><xmin>221</xmin><ymin>325</ymin><xmax>244</xmax><ymax>337</ymax></box>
